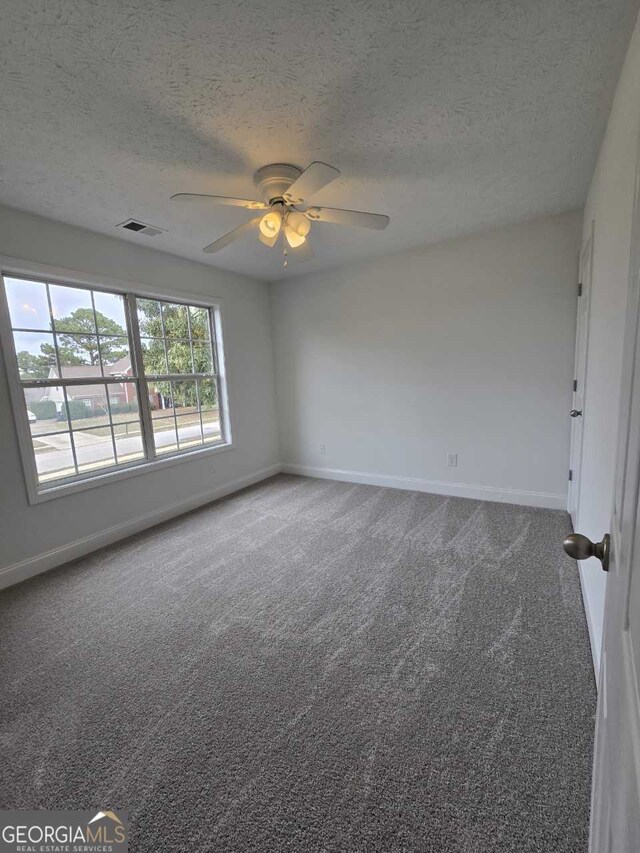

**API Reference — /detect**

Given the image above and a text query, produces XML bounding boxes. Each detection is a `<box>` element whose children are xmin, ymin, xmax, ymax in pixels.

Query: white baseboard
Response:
<box><xmin>282</xmin><ymin>463</ymin><xmax>566</xmax><ymax>510</ymax></box>
<box><xmin>577</xmin><ymin>563</ymin><xmax>603</xmax><ymax>685</ymax></box>
<box><xmin>0</xmin><ymin>464</ymin><xmax>282</xmax><ymax>591</ymax></box>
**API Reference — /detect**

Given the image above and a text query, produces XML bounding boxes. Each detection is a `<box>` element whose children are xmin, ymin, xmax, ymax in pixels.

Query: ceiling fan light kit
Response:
<box><xmin>171</xmin><ymin>162</ymin><xmax>390</xmax><ymax>267</ymax></box>
<box><xmin>259</xmin><ymin>208</ymin><xmax>283</xmax><ymax>239</ymax></box>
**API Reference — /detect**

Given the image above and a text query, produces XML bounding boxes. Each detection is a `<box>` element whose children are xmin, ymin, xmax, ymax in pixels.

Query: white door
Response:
<box><xmin>568</xmin><ymin>231</ymin><xmax>593</xmax><ymax>526</ymax></box>
<box><xmin>569</xmin><ymin>151</ymin><xmax>640</xmax><ymax>852</ymax></box>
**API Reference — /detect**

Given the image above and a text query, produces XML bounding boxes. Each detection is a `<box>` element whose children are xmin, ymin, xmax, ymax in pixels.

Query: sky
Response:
<box><xmin>6</xmin><ymin>277</ymin><xmax>129</xmax><ymax>365</ymax></box>
<box><xmin>5</xmin><ymin>277</ymin><xmax>210</xmax><ymax>373</ymax></box>
<box><xmin>4</xmin><ymin>277</ymin><xmax>127</xmax><ymax>332</ymax></box>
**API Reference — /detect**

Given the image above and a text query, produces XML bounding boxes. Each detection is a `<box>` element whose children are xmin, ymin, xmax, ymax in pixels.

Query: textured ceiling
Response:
<box><xmin>1</xmin><ymin>0</ymin><xmax>638</xmax><ymax>281</ymax></box>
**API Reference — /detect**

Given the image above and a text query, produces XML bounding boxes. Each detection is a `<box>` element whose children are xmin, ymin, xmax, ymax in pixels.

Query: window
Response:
<box><xmin>0</xmin><ymin>272</ymin><xmax>229</xmax><ymax>500</ymax></box>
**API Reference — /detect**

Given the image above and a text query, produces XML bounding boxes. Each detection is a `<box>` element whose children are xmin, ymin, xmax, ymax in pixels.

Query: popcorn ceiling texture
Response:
<box><xmin>0</xmin><ymin>0</ymin><xmax>637</xmax><ymax>280</ymax></box>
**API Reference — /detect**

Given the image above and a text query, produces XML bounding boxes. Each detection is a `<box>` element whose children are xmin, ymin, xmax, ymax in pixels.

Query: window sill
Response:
<box><xmin>28</xmin><ymin>441</ymin><xmax>234</xmax><ymax>505</ymax></box>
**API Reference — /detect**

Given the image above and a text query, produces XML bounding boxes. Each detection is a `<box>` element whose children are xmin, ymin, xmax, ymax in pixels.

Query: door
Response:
<box><xmin>568</xmin><ymin>230</ymin><xmax>593</xmax><ymax>526</ymax></box>
<box><xmin>568</xmin><ymin>149</ymin><xmax>640</xmax><ymax>851</ymax></box>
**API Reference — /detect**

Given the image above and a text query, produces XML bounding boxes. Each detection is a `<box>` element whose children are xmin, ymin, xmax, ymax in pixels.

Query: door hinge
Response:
<box><xmin>573</xmin><ymin>379</ymin><xmax>578</xmax><ymax>392</ymax></box>
<box><xmin>578</xmin><ymin>282</ymin><xmax>583</xmax><ymax>297</ymax></box>
<box><xmin>569</xmin><ymin>469</ymin><xmax>573</xmax><ymax>482</ymax></box>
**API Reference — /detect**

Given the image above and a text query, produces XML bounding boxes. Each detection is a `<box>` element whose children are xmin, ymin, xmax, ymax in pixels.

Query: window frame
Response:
<box><xmin>0</xmin><ymin>256</ymin><xmax>233</xmax><ymax>505</ymax></box>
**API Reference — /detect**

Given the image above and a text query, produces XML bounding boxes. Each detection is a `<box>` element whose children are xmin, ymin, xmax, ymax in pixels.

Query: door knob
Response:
<box><xmin>563</xmin><ymin>533</ymin><xmax>610</xmax><ymax>572</ymax></box>
<box><xmin>570</xmin><ymin>409</ymin><xmax>583</xmax><ymax>417</ymax></box>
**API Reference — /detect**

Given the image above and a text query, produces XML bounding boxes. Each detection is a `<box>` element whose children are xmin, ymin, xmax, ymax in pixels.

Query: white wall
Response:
<box><xmin>0</xmin><ymin>205</ymin><xmax>279</xmax><ymax>583</ymax></box>
<box><xmin>271</xmin><ymin>211</ymin><xmax>581</xmax><ymax>508</ymax></box>
<box><xmin>576</xmin><ymin>17</ymin><xmax>640</xmax><ymax>677</ymax></box>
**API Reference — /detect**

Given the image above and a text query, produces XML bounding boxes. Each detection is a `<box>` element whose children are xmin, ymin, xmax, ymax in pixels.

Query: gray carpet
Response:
<box><xmin>0</xmin><ymin>474</ymin><xmax>595</xmax><ymax>852</ymax></box>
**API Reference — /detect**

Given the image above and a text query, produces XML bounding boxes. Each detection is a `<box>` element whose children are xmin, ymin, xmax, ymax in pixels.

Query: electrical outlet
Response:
<box><xmin>320</xmin><ymin>444</ymin><xmax>326</xmax><ymax>455</ymax></box>
<box><xmin>447</xmin><ymin>453</ymin><xmax>457</xmax><ymax>468</ymax></box>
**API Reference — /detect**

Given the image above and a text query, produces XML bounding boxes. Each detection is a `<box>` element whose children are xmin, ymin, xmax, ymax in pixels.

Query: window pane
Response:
<box><xmin>192</xmin><ymin>341</ymin><xmax>213</xmax><ymax>374</ymax></box>
<box><xmin>66</xmin><ymin>385</ymin><xmax>110</xmax><ymax>426</ymax></box>
<box><xmin>112</xmin><ymin>417</ymin><xmax>144</xmax><ymax>465</ymax></box>
<box><xmin>24</xmin><ymin>389</ymin><xmax>67</xmax><ymax>434</ymax></box>
<box><xmin>112</xmin><ymin>420</ymin><xmax>142</xmax><ymax>437</ymax></box>
<box><xmin>177</xmin><ymin>414</ymin><xmax>203</xmax><ymax>449</ymax></box>
<box><xmin>30</xmin><ymin>421</ymin><xmax>72</xmax><ymax>436</ymax></box>
<box><xmin>199</xmin><ymin>378</ymin><xmax>220</xmax><ymax>443</ymax></box>
<box><xmin>99</xmin><ymin>336</ymin><xmax>130</xmax><ymax>374</ymax></box>
<box><xmin>49</xmin><ymin>284</ymin><xmax>94</xmax><ymax>332</ymax></box>
<box><xmin>114</xmin><ymin>430</ymin><xmax>144</xmax><ymax>464</ymax></box>
<box><xmin>162</xmin><ymin>302</ymin><xmax>188</xmax><ymax>338</ymax></box>
<box><xmin>148</xmin><ymin>380</ymin><xmax>173</xmax><ymax>414</ymax></box>
<box><xmin>57</xmin><ymin>333</ymin><xmax>101</xmax><ymax>371</ymax></box>
<box><xmin>94</xmin><ymin>291</ymin><xmax>128</xmax><ymax>333</ymax></box>
<box><xmin>108</xmin><ymin>383</ymin><xmax>139</xmax><ymax>423</ymax></box>
<box><xmin>112</xmin><ymin>416</ymin><xmax>145</xmax><ymax>463</ymax></box>
<box><xmin>5</xmin><ymin>278</ymin><xmax>50</xmax><ymax>330</ymax></box>
<box><xmin>166</xmin><ymin>340</ymin><xmax>192</xmax><ymax>374</ymax></box>
<box><xmin>189</xmin><ymin>306</ymin><xmax>210</xmax><ymax>340</ymax></box>
<box><xmin>31</xmin><ymin>421</ymin><xmax>72</xmax><ymax>435</ymax></box>
<box><xmin>173</xmin><ymin>379</ymin><xmax>198</xmax><ymax>410</ymax></box>
<box><xmin>33</xmin><ymin>431</ymin><xmax>76</xmax><ymax>484</ymax></box>
<box><xmin>13</xmin><ymin>331</ymin><xmax>57</xmax><ymax>379</ymax></box>
<box><xmin>174</xmin><ymin>381</ymin><xmax>201</xmax><ymax>448</ymax></box>
<box><xmin>202</xmin><ymin>408</ymin><xmax>222</xmax><ymax>443</ymax></box>
<box><xmin>198</xmin><ymin>378</ymin><xmax>218</xmax><ymax>410</ymax></box>
<box><xmin>73</xmin><ymin>427</ymin><xmax>116</xmax><ymax>474</ymax></box>
<box><xmin>141</xmin><ymin>338</ymin><xmax>167</xmax><ymax>375</ymax></box>
<box><xmin>137</xmin><ymin>299</ymin><xmax>163</xmax><ymax>336</ymax></box>
<box><xmin>153</xmin><ymin>417</ymin><xmax>178</xmax><ymax>455</ymax></box>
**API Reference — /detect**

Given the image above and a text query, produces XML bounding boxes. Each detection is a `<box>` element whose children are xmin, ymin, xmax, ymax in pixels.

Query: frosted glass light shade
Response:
<box><xmin>284</xmin><ymin>225</ymin><xmax>306</xmax><ymax>248</ymax></box>
<box><xmin>259</xmin><ymin>210</ymin><xmax>282</xmax><ymax>238</ymax></box>
<box><xmin>286</xmin><ymin>211</ymin><xmax>311</xmax><ymax>237</ymax></box>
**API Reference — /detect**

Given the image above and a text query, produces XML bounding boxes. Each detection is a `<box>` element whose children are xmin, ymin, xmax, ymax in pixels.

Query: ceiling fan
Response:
<box><xmin>171</xmin><ymin>162</ymin><xmax>390</xmax><ymax>267</ymax></box>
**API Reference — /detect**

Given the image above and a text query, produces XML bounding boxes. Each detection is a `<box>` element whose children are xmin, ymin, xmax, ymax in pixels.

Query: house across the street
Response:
<box><xmin>38</xmin><ymin>357</ymin><xmax>136</xmax><ymax>413</ymax></box>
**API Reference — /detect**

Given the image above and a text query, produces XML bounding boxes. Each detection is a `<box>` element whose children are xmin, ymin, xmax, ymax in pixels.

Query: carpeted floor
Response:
<box><xmin>0</xmin><ymin>475</ymin><xmax>595</xmax><ymax>852</ymax></box>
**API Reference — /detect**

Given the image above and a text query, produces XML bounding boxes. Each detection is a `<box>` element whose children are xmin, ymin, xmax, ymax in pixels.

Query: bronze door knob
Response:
<box><xmin>563</xmin><ymin>532</ymin><xmax>610</xmax><ymax>572</ymax></box>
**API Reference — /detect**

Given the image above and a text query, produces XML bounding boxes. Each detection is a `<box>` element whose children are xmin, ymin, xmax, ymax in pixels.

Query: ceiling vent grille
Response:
<box><xmin>116</xmin><ymin>219</ymin><xmax>165</xmax><ymax>237</ymax></box>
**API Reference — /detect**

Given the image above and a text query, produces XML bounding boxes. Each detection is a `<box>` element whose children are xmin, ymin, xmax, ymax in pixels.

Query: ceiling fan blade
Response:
<box><xmin>203</xmin><ymin>217</ymin><xmax>262</xmax><ymax>253</ymax></box>
<box><xmin>283</xmin><ymin>162</ymin><xmax>340</xmax><ymax>205</ymax></box>
<box><xmin>304</xmin><ymin>206</ymin><xmax>390</xmax><ymax>230</ymax></box>
<box><xmin>286</xmin><ymin>239</ymin><xmax>314</xmax><ymax>263</ymax></box>
<box><xmin>171</xmin><ymin>193</ymin><xmax>267</xmax><ymax>210</ymax></box>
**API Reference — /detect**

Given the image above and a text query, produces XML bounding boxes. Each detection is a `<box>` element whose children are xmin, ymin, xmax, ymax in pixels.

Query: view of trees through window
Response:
<box><xmin>2</xmin><ymin>275</ymin><xmax>226</xmax><ymax>490</ymax></box>
<box><xmin>17</xmin><ymin>307</ymin><xmax>129</xmax><ymax>376</ymax></box>
<box><xmin>136</xmin><ymin>296</ymin><xmax>220</xmax><ymax>455</ymax></box>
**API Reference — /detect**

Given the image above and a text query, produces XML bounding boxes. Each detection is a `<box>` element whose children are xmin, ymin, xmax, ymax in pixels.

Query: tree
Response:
<box><xmin>53</xmin><ymin>308</ymin><xmax>128</xmax><ymax>365</ymax></box>
<box><xmin>137</xmin><ymin>301</ymin><xmax>216</xmax><ymax>408</ymax></box>
<box><xmin>17</xmin><ymin>309</ymin><xmax>129</xmax><ymax>379</ymax></box>
<box><xmin>16</xmin><ymin>349</ymin><xmax>56</xmax><ymax>379</ymax></box>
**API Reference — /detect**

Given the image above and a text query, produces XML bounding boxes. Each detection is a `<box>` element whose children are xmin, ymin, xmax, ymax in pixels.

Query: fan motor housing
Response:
<box><xmin>254</xmin><ymin>164</ymin><xmax>301</xmax><ymax>205</ymax></box>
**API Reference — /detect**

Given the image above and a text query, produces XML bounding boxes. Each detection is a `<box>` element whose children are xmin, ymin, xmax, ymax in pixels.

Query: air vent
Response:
<box><xmin>116</xmin><ymin>219</ymin><xmax>165</xmax><ymax>237</ymax></box>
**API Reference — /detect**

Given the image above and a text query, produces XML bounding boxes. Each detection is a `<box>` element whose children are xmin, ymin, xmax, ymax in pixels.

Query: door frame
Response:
<box><xmin>568</xmin><ymin>222</ymin><xmax>594</xmax><ymax>527</ymax></box>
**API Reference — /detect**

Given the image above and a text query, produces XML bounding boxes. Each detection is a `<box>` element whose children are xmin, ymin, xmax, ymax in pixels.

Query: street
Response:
<box><xmin>35</xmin><ymin>419</ymin><xmax>221</xmax><ymax>477</ymax></box>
